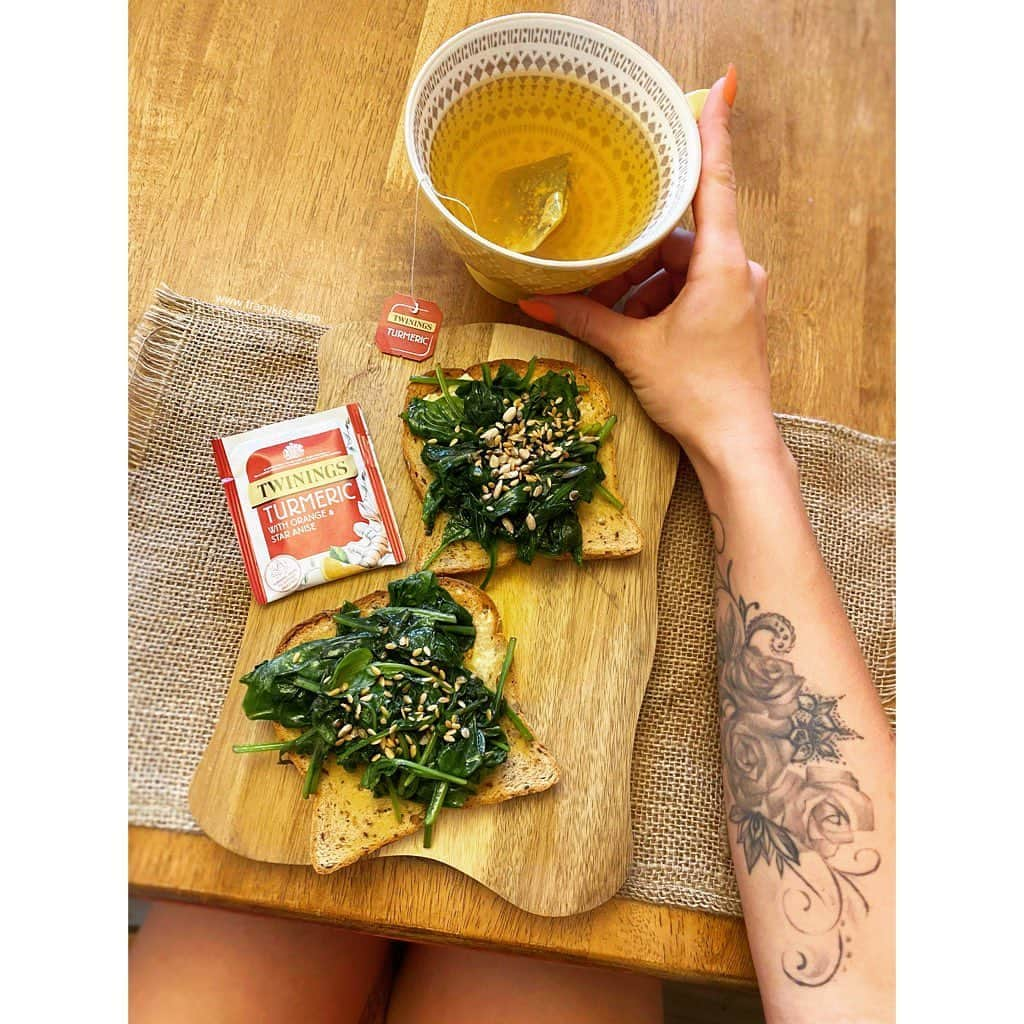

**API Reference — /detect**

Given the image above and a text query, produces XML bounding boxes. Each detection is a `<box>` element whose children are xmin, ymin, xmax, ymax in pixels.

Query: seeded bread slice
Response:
<box><xmin>401</xmin><ymin>358</ymin><xmax>643</xmax><ymax>574</ymax></box>
<box><xmin>270</xmin><ymin>576</ymin><xmax>559</xmax><ymax>873</ymax></box>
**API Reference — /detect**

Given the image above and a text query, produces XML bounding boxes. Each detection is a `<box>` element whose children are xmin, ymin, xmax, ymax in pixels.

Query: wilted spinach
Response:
<box><xmin>403</xmin><ymin>359</ymin><xmax>622</xmax><ymax>586</ymax></box>
<box><xmin>235</xmin><ymin>571</ymin><xmax>528</xmax><ymax>846</ymax></box>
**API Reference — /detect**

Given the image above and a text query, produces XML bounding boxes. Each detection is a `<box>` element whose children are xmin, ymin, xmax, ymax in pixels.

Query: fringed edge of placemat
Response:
<box><xmin>776</xmin><ymin>411</ymin><xmax>897</xmax><ymax>452</ymax></box>
<box><xmin>129</xmin><ymin>285</ymin><xmax>195</xmax><ymax>472</ymax></box>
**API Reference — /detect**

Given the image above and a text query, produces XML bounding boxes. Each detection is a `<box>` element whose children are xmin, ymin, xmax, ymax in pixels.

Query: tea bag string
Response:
<box><xmin>408</xmin><ymin>174</ymin><xmax>477</xmax><ymax>308</ymax></box>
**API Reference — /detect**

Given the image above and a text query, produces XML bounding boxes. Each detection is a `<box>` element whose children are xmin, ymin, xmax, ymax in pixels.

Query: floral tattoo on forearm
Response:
<box><xmin>712</xmin><ymin>514</ymin><xmax>880</xmax><ymax>988</ymax></box>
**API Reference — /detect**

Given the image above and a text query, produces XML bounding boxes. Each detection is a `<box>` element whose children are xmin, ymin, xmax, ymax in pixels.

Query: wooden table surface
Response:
<box><xmin>128</xmin><ymin>0</ymin><xmax>894</xmax><ymax>984</ymax></box>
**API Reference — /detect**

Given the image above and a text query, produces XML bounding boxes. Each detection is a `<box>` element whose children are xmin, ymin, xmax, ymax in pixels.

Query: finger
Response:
<box><xmin>588</xmin><ymin>244</ymin><xmax>664</xmax><ymax>307</ymax></box>
<box><xmin>624</xmin><ymin>269</ymin><xmax>677</xmax><ymax>318</ymax></box>
<box><xmin>588</xmin><ymin>274</ymin><xmax>633</xmax><ymax>308</ymax></box>
<box><xmin>692</xmin><ymin>65</ymin><xmax>743</xmax><ymax>255</ymax></box>
<box><xmin>748</xmin><ymin>259</ymin><xmax>768</xmax><ymax>310</ymax></box>
<box><xmin>623</xmin><ymin>247</ymin><xmax>666</xmax><ymax>286</ymax></box>
<box><xmin>659</xmin><ymin>228</ymin><xmax>696</xmax><ymax>275</ymax></box>
<box><xmin>518</xmin><ymin>294</ymin><xmax>632</xmax><ymax>363</ymax></box>
<box><xmin>591</xmin><ymin>228</ymin><xmax>694</xmax><ymax>310</ymax></box>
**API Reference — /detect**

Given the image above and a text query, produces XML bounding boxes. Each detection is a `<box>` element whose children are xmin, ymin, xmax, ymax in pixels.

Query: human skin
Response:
<box><xmin>520</xmin><ymin>66</ymin><xmax>895</xmax><ymax>1024</ymax></box>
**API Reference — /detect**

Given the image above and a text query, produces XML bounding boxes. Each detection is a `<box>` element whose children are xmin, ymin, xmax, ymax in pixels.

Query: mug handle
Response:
<box><xmin>685</xmin><ymin>88</ymin><xmax>710</xmax><ymax>120</ymax></box>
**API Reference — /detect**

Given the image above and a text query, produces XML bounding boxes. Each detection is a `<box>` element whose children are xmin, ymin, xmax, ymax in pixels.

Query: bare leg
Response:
<box><xmin>386</xmin><ymin>944</ymin><xmax>662</xmax><ymax>1024</ymax></box>
<box><xmin>130</xmin><ymin>901</ymin><xmax>393</xmax><ymax>1024</ymax></box>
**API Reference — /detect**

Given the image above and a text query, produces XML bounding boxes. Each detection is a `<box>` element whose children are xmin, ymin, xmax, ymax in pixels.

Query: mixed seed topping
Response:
<box><xmin>403</xmin><ymin>358</ymin><xmax>622</xmax><ymax>586</ymax></box>
<box><xmin>235</xmin><ymin>571</ymin><xmax>531</xmax><ymax>847</ymax></box>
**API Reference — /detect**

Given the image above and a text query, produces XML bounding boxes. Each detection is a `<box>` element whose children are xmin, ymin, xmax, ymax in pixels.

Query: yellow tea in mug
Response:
<box><xmin>428</xmin><ymin>75</ymin><xmax>660</xmax><ymax>261</ymax></box>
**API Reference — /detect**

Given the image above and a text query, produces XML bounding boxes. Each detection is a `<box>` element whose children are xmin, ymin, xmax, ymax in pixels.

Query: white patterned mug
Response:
<box><xmin>403</xmin><ymin>13</ymin><xmax>707</xmax><ymax>303</ymax></box>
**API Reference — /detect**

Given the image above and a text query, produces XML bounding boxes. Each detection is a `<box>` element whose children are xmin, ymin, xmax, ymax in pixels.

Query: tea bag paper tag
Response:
<box><xmin>374</xmin><ymin>294</ymin><xmax>443</xmax><ymax>362</ymax></box>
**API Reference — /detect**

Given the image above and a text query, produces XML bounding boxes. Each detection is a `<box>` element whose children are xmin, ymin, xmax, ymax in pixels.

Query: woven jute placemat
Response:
<box><xmin>129</xmin><ymin>287</ymin><xmax>894</xmax><ymax>917</ymax></box>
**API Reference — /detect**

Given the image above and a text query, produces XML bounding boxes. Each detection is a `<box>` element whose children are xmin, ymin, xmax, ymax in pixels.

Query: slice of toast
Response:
<box><xmin>270</xmin><ymin>576</ymin><xmax>559</xmax><ymax>873</ymax></box>
<box><xmin>401</xmin><ymin>357</ymin><xmax>643</xmax><ymax>574</ymax></box>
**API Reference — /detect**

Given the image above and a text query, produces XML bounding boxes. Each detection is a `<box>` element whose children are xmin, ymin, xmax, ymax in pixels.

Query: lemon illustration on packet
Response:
<box><xmin>478</xmin><ymin>153</ymin><xmax>570</xmax><ymax>254</ymax></box>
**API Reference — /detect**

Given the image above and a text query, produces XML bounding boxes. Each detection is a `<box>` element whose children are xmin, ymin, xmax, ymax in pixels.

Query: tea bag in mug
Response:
<box><xmin>478</xmin><ymin>153</ymin><xmax>570</xmax><ymax>254</ymax></box>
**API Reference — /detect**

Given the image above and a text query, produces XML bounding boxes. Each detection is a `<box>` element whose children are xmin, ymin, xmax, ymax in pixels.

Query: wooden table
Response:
<box><xmin>128</xmin><ymin>0</ymin><xmax>894</xmax><ymax>985</ymax></box>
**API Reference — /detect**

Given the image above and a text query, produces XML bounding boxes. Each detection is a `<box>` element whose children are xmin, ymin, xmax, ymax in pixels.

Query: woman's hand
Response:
<box><xmin>519</xmin><ymin>67</ymin><xmax>783</xmax><ymax>479</ymax></box>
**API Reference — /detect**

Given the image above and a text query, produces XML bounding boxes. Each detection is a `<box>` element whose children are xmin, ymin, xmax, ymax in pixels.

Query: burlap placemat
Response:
<box><xmin>129</xmin><ymin>287</ymin><xmax>894</xmax><ymax>917</ymax></box>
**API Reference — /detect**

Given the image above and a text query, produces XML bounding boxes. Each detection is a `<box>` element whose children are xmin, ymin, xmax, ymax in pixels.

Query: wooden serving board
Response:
<box><xmin>190</xmin><ymin>322</ymin><xmax>678</xmax><ymax>916</ymax></box>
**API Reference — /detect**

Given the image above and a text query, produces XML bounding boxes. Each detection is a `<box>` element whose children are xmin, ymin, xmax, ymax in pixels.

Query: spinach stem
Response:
<box><xmin>423</xmin><ymin>781</ymin><xmax>449</xmax><ymax>848</ymax></box>
<box><xmin>388</xmin><ymin>759</ymin><xmax>473</xmax><ymax>787</ymax></box>
<box><xmin>333</xmin><ymin>614</ymin><xmax>368</xmax><ymax>630</ymax></box>
<box><xmin>422</xmin><ymin>532</ymin><xmax>470</xmax><ymax>570</ymax></box>
<box><xmin>493</xmin><ymin>636</ymin><xmax>517</xmax><ymax>713</ymax></box>
<box><xmin>481</xmin><ymin>542</ymin><xmax>497</xmax><ymax>589</ymax></box>
<box><xmin>420</xmin><ymin>543</ymin><xmax>443</xmax><ymax>569</ymax></box>
<box><xmin>232</xmin><ymin>740</ymin><xmax>296</xmax><ymax>754</ymax></box>
<box><xmin>240</xmin><ymin>724</ymin><xmax>318</xmax><ymax>756</ymax></box>
<box><xmin>301</xmin><ymin>745</ymin><xmax>324</xmax><ymax>799</ymax></box>
<box><xmin>596</xmin><ymin>414</ymin><xmax>617</xmax><ymax>444</ymax></box>
<box><xmin>418</xmin><ymin>732</ymin><xmax>438</xmax><ymax>766</ymax></box>
<box><xmin>409</xmin><ymin>373</ymin><xmax>465</xmax><ymax>386</ymax></box>
<box><xmin>436</xmin><ymin>366</ymin><xmax>460</xmax><ymax>416</ymax></box>
<box><xmin>502</xmin><ymin>702</ymin><xmax>534</xmax><ymax>742</ymax></box>
<box><xmin>396</xmin><ymin>608</ymin><xmax>458</xmax><ymax>623</ymax></box>
<box><xmin>290</xmin><ymin>676</ymin><xmax>323</xmax><ymax>695</ymax></box>
<box><xmin>439</xmin><ymin>623</ymin><xmax>476</xmax><ymax>636</ymax></box>
<box><xmin>374</xmin><ymin>662</ymin><xmax>443</xmax><ymax>681</ymax></box>
<box><xmin>522</xmin><ymin>355</ymin><xmax>538</xmax><ymax>386</ymax></box>
<box><xmin>385</xmin><ymin>777</ymin><xmax>403</xmax><ymax>823</ymax></box>
<box><xmin>595</xmin><ymin>482</ymin><xmax>624</xmax><ymax>509</ymax></box>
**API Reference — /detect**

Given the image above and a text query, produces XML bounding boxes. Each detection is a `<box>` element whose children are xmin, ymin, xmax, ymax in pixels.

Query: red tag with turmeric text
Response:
<box><xmin>374</xmin><ymin>294</ymin><xmax>442</xmax><ymax>362</ymax></box>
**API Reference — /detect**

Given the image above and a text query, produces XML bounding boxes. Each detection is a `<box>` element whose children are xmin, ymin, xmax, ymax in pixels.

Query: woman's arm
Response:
<box><xmin>520</xmin><ymin>67</ymin><xmax>895</xmax><ymax>1024</ymax></box>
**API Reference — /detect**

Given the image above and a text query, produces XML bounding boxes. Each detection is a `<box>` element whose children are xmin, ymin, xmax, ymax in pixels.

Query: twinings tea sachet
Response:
<box><xmin>213</xmin><ymin>406</ymin><xmax>405</xmax><ymax>604</ymax></box>
<box><xmin>429</xmin><ymin>75</ymin><xmax>660</xmax><ymax>260</ymax></box>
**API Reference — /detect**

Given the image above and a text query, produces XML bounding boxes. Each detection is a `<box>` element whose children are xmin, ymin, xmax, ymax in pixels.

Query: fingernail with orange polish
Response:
<box><xmin>723</xmin><ymin>63</ymin><xmax>738</xmax><ymax>107</ymax></box>
<box><xmin>518</xmin><ymin>298</ymin><xmax>558</xmax><ymax>325</ymax></box>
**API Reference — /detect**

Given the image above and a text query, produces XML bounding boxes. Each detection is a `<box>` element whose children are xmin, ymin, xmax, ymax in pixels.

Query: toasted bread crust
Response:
<box><xmin>401</xmin><ymin>359</ymin><xmax>643</xmax><ymax>575</ymax></box>
<box><xmin>268</xmin><ymin>576</ymin><xmax>559</xmax><ymax>872</ymax></box>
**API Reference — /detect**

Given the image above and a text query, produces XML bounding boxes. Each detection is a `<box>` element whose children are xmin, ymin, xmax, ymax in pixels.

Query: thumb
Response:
<box><xmin>692</xmin><ymin>64</ymin><xmax>743</xmax><ymax>257</ymax></box>
<box><xmin>518</xmin><ymin>294</ymin><xmax>631</xmax><ymax>363</ymax></box>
